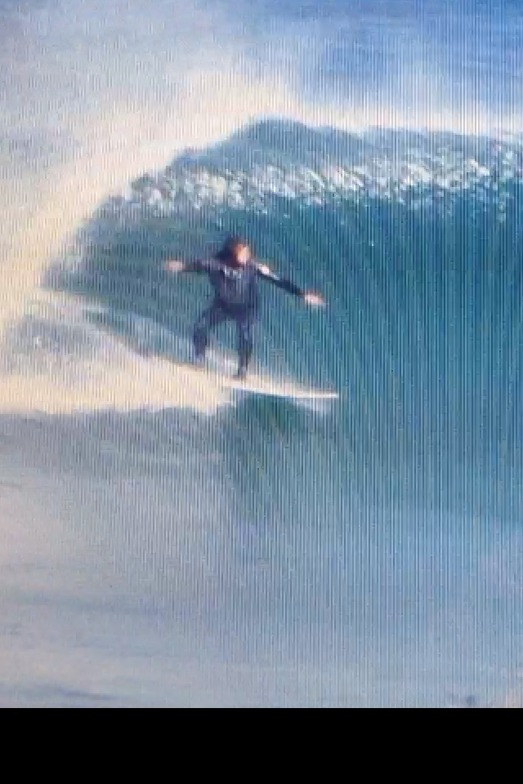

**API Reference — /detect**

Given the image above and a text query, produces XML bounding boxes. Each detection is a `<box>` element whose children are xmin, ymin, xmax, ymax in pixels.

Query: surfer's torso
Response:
<box><xmin>208</xmin><ymin>259</ymin><xmax>259</xmax><ymax>309</ymax></box>
<box><xmin>185</xmin><ymin>256</ymin><xmax>303</xmax><ymax>311</ymax></box>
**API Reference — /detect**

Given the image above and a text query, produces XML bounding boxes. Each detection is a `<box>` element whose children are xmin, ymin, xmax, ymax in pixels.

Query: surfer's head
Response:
<box><xmin>215</xmin><ymin>235</ymin><xmax>252</xmax><ymax>266</ymax></box>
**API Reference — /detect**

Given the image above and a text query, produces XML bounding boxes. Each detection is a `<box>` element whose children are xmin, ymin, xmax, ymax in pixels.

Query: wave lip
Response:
<box><xmin>106</xmin><ymin>122</ymin><xmax>523</xmax><ymax>215</ymax></box>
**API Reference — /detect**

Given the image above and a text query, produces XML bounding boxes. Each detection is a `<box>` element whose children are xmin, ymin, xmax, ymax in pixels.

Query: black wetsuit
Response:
<box><xmin>183</xmin><ymin>257</ymin><xmax>304</xmax><ymax>375</ymax></box>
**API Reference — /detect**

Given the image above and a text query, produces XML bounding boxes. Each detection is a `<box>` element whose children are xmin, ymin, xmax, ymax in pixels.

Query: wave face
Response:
<box><xmin>48</xmin><ymin>119</ymin><xmax>523</xmax><ymax>521</ymax></box>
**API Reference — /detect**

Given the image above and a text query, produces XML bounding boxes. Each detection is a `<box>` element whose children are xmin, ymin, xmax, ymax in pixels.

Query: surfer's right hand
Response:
<box><xmin>165</xmin><ymin>260</ymin><xmax>185</xmax><ymax>273</ymax></box>
<box><xmin>303</xmin><ymin>291</ymin><xmax>326</xmax><ymax>307</ymax></box>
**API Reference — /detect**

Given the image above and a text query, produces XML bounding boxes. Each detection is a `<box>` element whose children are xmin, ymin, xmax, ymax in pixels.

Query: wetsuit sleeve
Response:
<box><xmin>183</xmin><ymin>258</ymin><xmax>221</xmax><ymax>274</ymax></box>
<box><xmin>255</xmin><ymin>263</ymin><xmax>304</xmax><ymax>296</ymax></box>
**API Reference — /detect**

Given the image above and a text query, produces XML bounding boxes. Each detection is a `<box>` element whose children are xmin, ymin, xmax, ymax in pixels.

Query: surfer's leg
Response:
<box><xmin>235</xmin><ymin>312</ymin><xmax>255</xmax><ymax>379</ymax></box>
<box><xmin>193</xmin><ymin>302</ymin><xmax>227</xmax><ymax>361</ymax></box>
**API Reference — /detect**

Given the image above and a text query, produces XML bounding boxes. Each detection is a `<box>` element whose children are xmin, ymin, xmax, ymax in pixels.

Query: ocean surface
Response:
<box><xmin>1</xmin><ymin>0</ymin><xmax>523</xmax><ymax>707</ymax></box>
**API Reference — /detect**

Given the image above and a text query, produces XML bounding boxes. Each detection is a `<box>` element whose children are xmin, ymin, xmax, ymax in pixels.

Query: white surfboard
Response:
<box><xmin>221</xmin><ymin>374</ymin><xmax>339</xmax><ymax>400</ymax></box>
<box><xmin>169</xmin><ymin>358</ymin><xmax>338</xmax><ymax>401</ymax></box>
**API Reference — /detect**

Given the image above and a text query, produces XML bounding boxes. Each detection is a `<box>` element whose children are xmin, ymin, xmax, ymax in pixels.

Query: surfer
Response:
<box><xmin>165</xmin><ymin>235</ymin><xmax>325</xmax><ymax>379</ymax></box>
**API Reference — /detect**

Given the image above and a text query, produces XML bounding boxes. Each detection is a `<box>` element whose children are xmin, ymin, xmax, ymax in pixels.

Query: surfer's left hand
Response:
<box><xmin>303</xmin><ymin>292</ymin><xmax>326</xmax><ymax>307</ymax></box>
<box><xmin>165</xmin><ymin>259</ymin><xmax>185</xmax><ymax>273</ymax></box>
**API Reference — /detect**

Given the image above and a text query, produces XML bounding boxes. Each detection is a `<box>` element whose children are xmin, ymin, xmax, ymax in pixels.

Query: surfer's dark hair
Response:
<box><xmin>214</xmin><ymin>235</ymin><xmax>248</xmax><ymax>261</ymax></box>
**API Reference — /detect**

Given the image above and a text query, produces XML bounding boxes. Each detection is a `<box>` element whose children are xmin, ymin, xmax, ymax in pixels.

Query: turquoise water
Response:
<box><xmin>9</xmin><ymin>119</ymin><xmax>515</xmax><ymax>706</ymax></box>
<box><xmin>59</xmin><ymin>121</ymin><xmax>523</xmax><ymax>520</ymax></box>
<box><xmin>2</xmin><ymin>1</ymin><xmax>523</xmax><ymax>707</ymax></box>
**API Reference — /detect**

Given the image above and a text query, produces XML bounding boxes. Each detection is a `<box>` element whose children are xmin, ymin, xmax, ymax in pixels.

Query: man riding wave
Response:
<box><xmin>165</xmin><ymin>235</ymin><xmax>325</xmax><ymax>379</ymax></box>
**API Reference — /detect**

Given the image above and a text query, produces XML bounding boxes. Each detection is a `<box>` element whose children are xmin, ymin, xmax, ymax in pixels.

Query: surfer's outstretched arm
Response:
<box><xmin>255</xmin><ymin>263</ymin><xmax>325</xmax><ymax>306</ymax></box>
<box><xmin>165</xmin><ymin>258</ymin><xmax>219</xmax><ymax>275</ymax></box>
